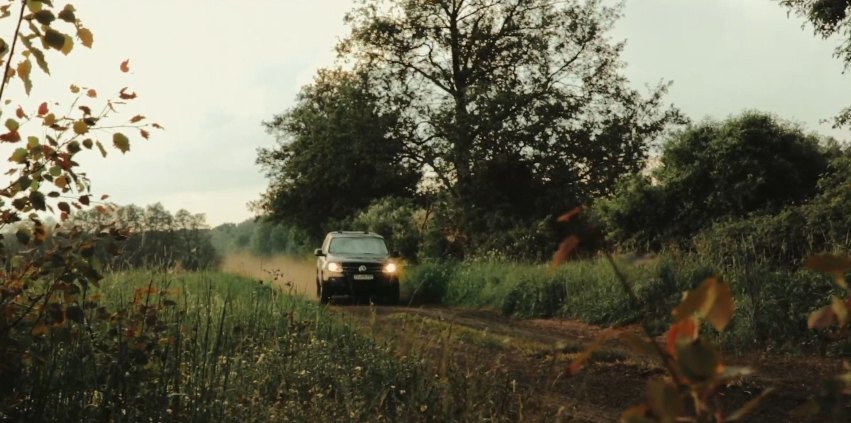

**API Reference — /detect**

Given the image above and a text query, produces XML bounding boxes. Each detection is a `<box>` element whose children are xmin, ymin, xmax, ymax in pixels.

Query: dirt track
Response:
<box><xmin>221</xmin><ymin>255</ymin><xmax>842</xmax><ymax>421</ymax></box>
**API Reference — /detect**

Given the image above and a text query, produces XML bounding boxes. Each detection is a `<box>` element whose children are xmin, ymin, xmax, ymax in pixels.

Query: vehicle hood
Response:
<box><xmin>326</xmin><ymin>254</ymin><xmax>388</xmax><ymax>263</ymax></box>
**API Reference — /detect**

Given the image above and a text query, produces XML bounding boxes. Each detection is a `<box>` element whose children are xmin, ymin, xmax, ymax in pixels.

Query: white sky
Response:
<box><xmin>2</xmin><ymin>0</ymin><xmax>850</xmax><ymax>226</ymax></box>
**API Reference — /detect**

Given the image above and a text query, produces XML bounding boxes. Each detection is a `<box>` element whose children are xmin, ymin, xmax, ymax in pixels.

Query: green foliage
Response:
<box><xmin>256</xmin><ymin>69</ymin><xmax>420</xmax><ymax>237</ymax></box>
<box><xmin>1</xmin><ymin>271</ymin><xmax>524</xmax><ymax>422</ymax></box>
<box><xmin>344</xmin><ymin>196</ymin><xmax>421</xmax><ymax>260</ymax></box>
<box><xmin>598</xmin><ymin>112</ymin><xmax>833</xmax><ymax>249</ymax></box>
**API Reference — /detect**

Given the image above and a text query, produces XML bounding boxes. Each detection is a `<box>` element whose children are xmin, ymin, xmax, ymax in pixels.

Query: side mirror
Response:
<box><xmin>314</xmin><ymin>248</ymin><xmax>325</xmax><ymax>257</ymax></box>
<box><xmin>390</xmin><ymin>250</ymin><xmax>401</xmax><ymax>259</ymax></box>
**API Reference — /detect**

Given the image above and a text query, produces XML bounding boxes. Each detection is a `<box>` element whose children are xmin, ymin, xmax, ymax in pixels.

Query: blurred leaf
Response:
<box><xmin>5</xmin><ymin>118</ymin><xmax>18</xmax><ymax>131</ymax></box>
<box><xmin>140</xmin><ymin>129</ymin><xmax>149</xmax><ymax>139</ymax></box>
<box><xmin>10</xmin><ymin>148</ymin><xmax>27</xmax><ymax>163</ymax></box>
<box><xmin>29</xmin><ymin>191</ymin><xmax>46</xmax><ymax>211</ymax></box>
<box><xmin>0</xmin><ymin>130</ymin><xmax>20</xmax><ymax>142</ymax></box>
<box><xmin>119</xmin><ymin>87</ymin><xmax>137</xmax><ymax>100</ymax></box>
<box><xmin>550</xmin><ymin>235</ymin><xmax>579</xmax><ymax>271</ymax></box>
<box><xmin>86</xmin><ymin>88</ymin><xmax>96</xmax><ymax>98</ymax></box>
<box><xmin>60</xmin><ymin>34</ymin><xmax>73</xmax><ymax>55</ymax></box>
<box><xmin>15</xmin><ymin>106</ymin><xmax>25</xmax><ymax>119</ymax></box>
<box><xmin>76</xmin><ymin>27</ymin><xmax>92</xmax><ymax>47</ymax></box>
<box><xmin>666</xmin><ymin>317</ymin><xmax>697</xmax><ymax>356</ymax></box>
<box><xmin>33</xmin><ymin>9</ymin><xmax>55</xmax><ymax>25</ymax></box>
<box><xmin>647</xmin><ymin>378</ymin><xmax>683</xmax><ymax>422</ymax></box>
<box><xmin>676</xmin><ymin>338</ymin><xmax>721</xmax><ymax>382</ymax></box>
<box><xmin>31</xmin><ymin>324</ymin><xmax>48</xmax><ymax>336</ymax></box>
<box><xmin>43</xmin><ymin>28</ymin><xmax>65</xmax><ymax>50</ymax></box>
<box><xmin>57</xmin><ymin>4</ymin><xmax>75</xmax><ymax>23</ymax></box>
<box><xmin>69</xmin><ymin>84</ymin><xmax>80</xmax><ymax>93</ymax></box>
<box><xmin>79</xmin><ymin>195</ymin><xmax>89</xmax><ymax>206</ymax></box>
<box><xmin>705</xmin><ymin>280</ymin><xmax>734</xmax><ymax>332</ymax></box>
<box><xmin>17</xmin><ymin>59</ymin><xmax>32</xmax><ymax>94</ymax></box>
<box><xmin>16</xmin><ymin>228</ymin><xmax>31</xmax><ymax>245</ymax></box>
<box><xmin>804</xmin><ymin>254</ymin><xmax>851</xmax><ymax>287</ymax></box>
<box><xmin>57</xmin><ymin>201</ymin><xmax>70</xmax><ymax>214</ymax></box>
<box><xmin>120</xmin><ymin>58</ymin><xmax>130</xmax><ymax>73</ymax></box>
<box><xmin>113</xmin><ymin>132</ymin><xmax>129</xmax><ymax>153</ymax></box>
<box><xmin>808</xmin><ymin>305</ymin><xmax>837</xmax><ymax>330</ymax></box>
<box><xmin>556</xmin><ymin>206</ymin><xmax>584</xmax><ymax>223</ymax></box>
<box><xmin>831</xmin><ymin>296</ymin><xmax>848</xmax><ymax>326</ymax></box>
<box><xmin>95</xmin><ymin>140</ymin><xmax>107</xmax><ymax>157</ymax></box>
<box><xmin>129</xmin><ymin>114</ymin><xmax>145</xmax><ymax>123</ymax></box>
<box><xmin>37</xmin><ymin>102</ymin><xmax>48</xmax><ymax>116</ymax></box>
<box><xmin>72</xmin><ymin>119</ymin><xmax>87</xmax><ymax>135</ymax></box>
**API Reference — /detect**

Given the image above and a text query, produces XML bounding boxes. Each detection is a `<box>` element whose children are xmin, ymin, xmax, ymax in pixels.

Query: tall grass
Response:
<box><xmin>3</xmin><ymin>271</ymin><xmax>523</xmax><ymax>422</ymax></box>
<box><xmin>402</xmin><ymin>254</ymin><xmax>841</xmax><ymax>352</ymax></box>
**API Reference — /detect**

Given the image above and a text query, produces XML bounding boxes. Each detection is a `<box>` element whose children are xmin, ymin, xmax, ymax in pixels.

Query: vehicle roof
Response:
<box><xmin>324</xmin><ymin>231</ymin><xmax>384</xmax><ymax>239</ymax></box>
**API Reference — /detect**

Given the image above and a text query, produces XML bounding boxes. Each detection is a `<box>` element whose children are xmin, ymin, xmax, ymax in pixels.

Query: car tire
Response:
<box><xmin>385</xmin><ymin>283</ymin><xmax>400</xmax><ymax>306</ymax></box>
<box><xmin>319</xmin><ymin>281</ymin><xmax>331</xmax><ymax>305</ymax></box>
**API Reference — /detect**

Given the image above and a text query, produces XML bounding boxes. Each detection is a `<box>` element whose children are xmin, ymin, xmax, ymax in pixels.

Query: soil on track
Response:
<box><xmin>223</xmin><ymin>255</ymin><xmax>844</xmax><ymax>422</ymax></box>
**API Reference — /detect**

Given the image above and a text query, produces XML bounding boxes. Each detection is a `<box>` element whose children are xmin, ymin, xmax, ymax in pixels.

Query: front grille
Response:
<box><xmin>341</xmin><ymin>262</ymin><xmax>383</xmax><ymax>273</ymax></box>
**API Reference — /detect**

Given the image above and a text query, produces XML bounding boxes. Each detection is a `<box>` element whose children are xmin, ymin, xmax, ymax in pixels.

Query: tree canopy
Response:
<box><xmin>256</xmin><ymin>69</ymin><xmax>420</xmax><ymax>237</ymax></box>
<box><xmin>597</xmin><ymin>112</ymin><xmax>833</xmax><ymax>249</ymax></box>
<box><xmin>338</xmin><ymin>0</ymin><xmax>681</xmax><ymax>206</ymax></box>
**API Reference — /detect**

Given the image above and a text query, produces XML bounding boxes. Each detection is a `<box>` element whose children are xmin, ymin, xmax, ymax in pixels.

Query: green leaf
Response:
<box><xmin>60</xmin><ymin>34</ymin><xmax>73</xmax><ymax>55</ymax></box>
<box><xmin>57</xmin><ymin>5</ymin><xmax>75</xmax><ymax>23</ymax></box>
<box><xmin>72</xmin><ymin>119</ymin><xmax>88</xmax><ymax>135</ymax></box>
<box><xmin>82</xmin><ymin>138</ymin><xmax>93</xmax><ymax>149</ymax></box>
<box><xmin>27</xmin><ymin>136</ymin><xmax>39</xmax><ymax>149</ymax></box>
<box><xmin>21</xmin><ymin>36</ymin><xmax>50</xmax><ymax>74</ymax></box>
<box><xmin>49</xmin><ymin>165</ymin><xmax>61</xmax><ymax>177</ymax></box>
<box><xmin>5</xmin><ymin>118</ymin><xmax>19</xmax><ymax>131</ymax></box>
<box><xmin>113</xmin><ymin>132</ymin><xmax>129</xmax><ymax>153</ymax></box>
<box><xmin>676</xmin><ymin>338</ymin><xmax>721</xmax><ymax>382</ymax></box>
<box><xmin>647</xmin><ymin>378</ymin><xmax>683</xmax><ymax>422</ymax></box>
<box><xmin>43</xmin><ymin>28</ymin><xmax>65</xmax><ymax>51</ymax></box>
<box><xmin>16</xmin><ymin>59</ymin><xmax>32</xmax><ymax>95</ymax></box>
<box><xmin>29</xmin><ymin>191</ymin><xmax>46</xmax><ymax>211</ymax></box>
<box><xmin>10</xmin><ymin>148</ymin><xmax>28</xmax><ymax>163</ymax></box>
<box><xmin>33</xmin><ymin>9</ymin><xmax>55</xmax><ymax>25</ymax></box>
<box><xmin>95</xmin><ymin>140</ymin><xmax>107</xmax><ymax>158</ymax></box>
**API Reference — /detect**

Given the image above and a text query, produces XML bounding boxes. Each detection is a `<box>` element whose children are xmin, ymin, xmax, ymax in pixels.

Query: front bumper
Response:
<box><xmin>322</xmin><ymin>274</ymin><xmax>399</xmax><ymax>297</ymax></box>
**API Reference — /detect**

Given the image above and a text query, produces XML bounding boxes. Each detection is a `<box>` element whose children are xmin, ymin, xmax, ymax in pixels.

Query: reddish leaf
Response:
<box><xmin>550</xmin><ymin>235</ymin><xmax>580</xmax><ymax>271</ymax></box>
<box><xmin>666</xmin><ymin>317</ymin><xmax>697</xmax><ymax>357</ymax></box>
<box><xmin>557</xmin><ymin>206</ymin><xmax>584</xmax><ymax>223</ymax></box>
<box><xmin>79</xmin><ymin>195</ymin><xmax>90</xmax><ymax>206</ymax></box>
<box><xmin>79</xmin><ymin>105</ymin><xmax>91</xmax><ymax>115</ymax></box>
<box><xmin>120</xmin><ymin>59</ymin><xmax>130</xmax><ymax>73</ymax></box>
<box><xmin>15</xmin><ymin>106</ymin><xmax>25</xmax><ymax>119</ymax></box>
<box><xmin>100</xmin><ymin>194</ymin><xmax>109</xmax><ymax>200</ymax></box>
<box><xmin>86</xmin><ymin>88</ymin><xmax>97</xmax><ymax>98</ymax></box>
<box><xmin>140</xmin><ymin>129</ymin><xmax>150</xmax><ymax>140</ymax></box>
<box><xmin>0</xmin><ymin>130</ymin><xmax>21</xmax><ymax>142</ymax></box>
<box><xmin>152</xmin><ymin>123</ymin><xmax>164</xmax><ymax>130</ymax></box>
<box><xmin>129</xmin><ymin>115</ymin><xmax>145</xmax><ymax>123</ymax></box>
<box><xmin>37</xmin><ymin>102</ymin><xmax>49</xmax><ymax>116</ymax></box>
<box><xmin>119</xmin><ymin>87</ymin><xmax>137</xmax><ymax>100</ymax></box>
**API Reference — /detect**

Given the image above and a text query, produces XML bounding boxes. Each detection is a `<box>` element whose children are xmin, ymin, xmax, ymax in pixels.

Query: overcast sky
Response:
<box><xmin>2</xmin><ymin>0</ymin><xmax>850</xmax><ymax>226</ymax></box>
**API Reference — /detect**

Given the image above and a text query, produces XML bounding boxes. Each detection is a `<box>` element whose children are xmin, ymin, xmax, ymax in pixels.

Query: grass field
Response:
<box><xmin>3</xmin><ymin>271</ymin><xmax>525</xmax><ymax>422</ymax></box>
<box><xmin>401</xmin><ymin>254</ymin><xmax>843</xmax><ymax>352</ymax></box>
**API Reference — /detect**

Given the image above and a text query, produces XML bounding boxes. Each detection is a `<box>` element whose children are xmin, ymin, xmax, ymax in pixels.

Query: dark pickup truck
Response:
<box><xmin>314</xmin><ymin>231</ymin><xmax>400</xmax><ymax>304</ymax></box>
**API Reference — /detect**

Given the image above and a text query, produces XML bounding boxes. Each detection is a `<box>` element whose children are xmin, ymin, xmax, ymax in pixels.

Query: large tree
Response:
<box><xmin>256</xmin><ymin>69</ymin><xmax>420</xmax><ymax>236</ymax></box>
<box><xmin>338</xmin><ymin>0</ymin><xmax>682</xmax><ymax>214</ymax></box>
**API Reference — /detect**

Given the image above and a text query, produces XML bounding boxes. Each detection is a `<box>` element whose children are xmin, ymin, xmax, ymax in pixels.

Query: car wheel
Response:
<box><xmin>385</xmin><ymin>283</ymin><xmax>400</xmax><ymax>306</ymax></box>
<box><xmin>319</xmin><ymin>282</ymin><xmax>331</xmax><ymax>305</ymax></box>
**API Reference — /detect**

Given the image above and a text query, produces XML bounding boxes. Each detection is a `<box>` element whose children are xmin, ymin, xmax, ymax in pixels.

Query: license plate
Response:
<box><xmin>353</xmin><ymin>274</ymin><xmax>374</xmax><ymax>280</ymax></box>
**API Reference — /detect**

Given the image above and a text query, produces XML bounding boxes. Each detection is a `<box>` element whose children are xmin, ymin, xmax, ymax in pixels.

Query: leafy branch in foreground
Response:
<box><xmin>554</xmin><ymin>208</ymin><xmax>771</xmax><ymax>422</ymax></box>
<box><xmin>0</xmin><ymin>0</ymin><xmax>161</xmax><ymax>408</ymax></box>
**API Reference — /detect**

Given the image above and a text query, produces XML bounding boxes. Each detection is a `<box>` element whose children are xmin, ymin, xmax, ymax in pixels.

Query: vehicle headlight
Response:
<box><xmin>326</xmin><ymin>262</ymin><xmax>343</xmax><ymax>273</ymax></box>
<box><xmin>383</xmin><ymin>262</ymin><xmax>397</xmax><ymax>274</ymax></box>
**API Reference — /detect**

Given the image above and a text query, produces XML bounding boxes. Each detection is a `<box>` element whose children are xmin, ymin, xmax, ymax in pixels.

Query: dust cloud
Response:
<box><xmin>220</xmin><ymin>253</ymin><xmax>317</xmax><ymax>300</ymax></box>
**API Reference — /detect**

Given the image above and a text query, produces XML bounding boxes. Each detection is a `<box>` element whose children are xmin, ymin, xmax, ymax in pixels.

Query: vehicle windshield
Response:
<box><xmin>328</xmin><ymin>237</ymin><xmax>388</xmax><ymax>255</ymax></box>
